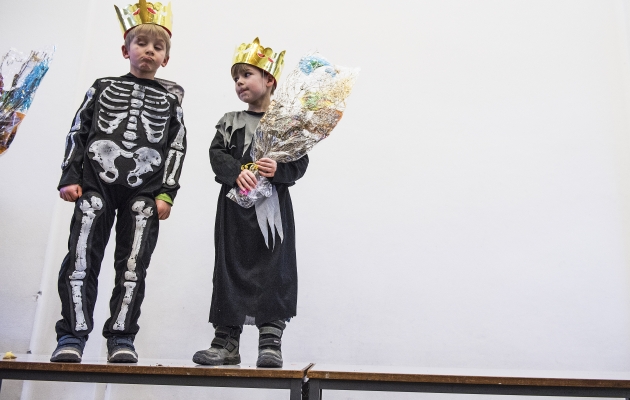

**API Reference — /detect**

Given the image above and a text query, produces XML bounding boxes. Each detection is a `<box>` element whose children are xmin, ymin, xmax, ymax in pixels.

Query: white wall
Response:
<box><xmin>2</xmin><ymin>0</ymin><xmax>630</xmax><ymax>399</ymax></box>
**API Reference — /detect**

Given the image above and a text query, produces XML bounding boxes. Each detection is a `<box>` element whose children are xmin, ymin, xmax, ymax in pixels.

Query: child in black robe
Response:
<box><xmin>193</xmin><ymin>38</ymin><xmax>308</xmax><ymax>368</ymax></box>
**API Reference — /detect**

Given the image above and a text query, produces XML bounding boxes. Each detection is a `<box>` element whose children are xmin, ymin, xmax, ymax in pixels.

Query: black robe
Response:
<box><xmin>209</xmin><ymin>111</ymin><xmax>308</xmax><ymax>326</ymax></box>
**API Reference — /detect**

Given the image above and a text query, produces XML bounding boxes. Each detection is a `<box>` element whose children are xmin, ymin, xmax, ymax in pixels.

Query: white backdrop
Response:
<box><xmin>2</xmin><ymin>0</ymin><xmax>630</xmax><ymax>399</ymax></box>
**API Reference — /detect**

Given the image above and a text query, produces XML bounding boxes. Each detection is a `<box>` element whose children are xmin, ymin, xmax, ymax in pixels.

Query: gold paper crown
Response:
<box><xmin>115</xmin><ymin>0</ymin><xmax>173</xmax><ymax>37</ymax></box>
<box><xmin>232</xmin><ymin>38</ymin><xmax>286</xmax><ymax>81</ymax></box>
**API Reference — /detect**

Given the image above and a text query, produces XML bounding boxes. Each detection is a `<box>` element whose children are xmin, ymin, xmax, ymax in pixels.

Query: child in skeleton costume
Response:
<box><xmin>193</xmin><ymin>39</ymin><xmax>308</xmax><ymax>368</ymax></box>
<box><xmin>51</xmin><ymin>1</ymin><xmax>186</xmax><ymax>363</ymax></box>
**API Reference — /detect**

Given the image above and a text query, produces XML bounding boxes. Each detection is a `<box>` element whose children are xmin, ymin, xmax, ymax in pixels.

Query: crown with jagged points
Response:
<box><xmin>115</xmin><ymin>0</ymin><xmax>173</xmax><ymax>37</ymax></box>
<box><xmin>232</xmin><ymin>38</ymin><xmax>286</xmax><ymax>81</ymax></box>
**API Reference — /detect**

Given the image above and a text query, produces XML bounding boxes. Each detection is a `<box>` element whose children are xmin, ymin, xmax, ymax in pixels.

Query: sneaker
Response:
<box><xmin>50</xmin><ymin>335</ymin><xmax>86</xmax><ymax>363</ymax></box>
<box><xmin>107</xmin><ymin>336</ymin><xmax>138</xmax><ymax>363</ymax></box>
<box><xmin>193</xmin><ymin>326</ymin><xmax>241</xmax><ymax>366</ymax></box>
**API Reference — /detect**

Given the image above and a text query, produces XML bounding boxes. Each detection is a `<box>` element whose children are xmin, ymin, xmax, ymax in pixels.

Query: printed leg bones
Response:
<box><xmin>69</xmin><ymin>195</ymin><xmax>104</xmax><ymax>331</ymax></box>
<box><xmin>113</xmin><ymin>200</ymin><xmax>153</xmax><ymax>331</ymax></box>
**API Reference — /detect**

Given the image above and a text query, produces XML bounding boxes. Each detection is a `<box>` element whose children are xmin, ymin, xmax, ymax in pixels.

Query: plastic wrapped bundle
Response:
<box><xmin>228</xmin><ymin>53</ymin><xmax>359</xmax><ymax>208</ymax></box>
<box><xmin>0</xmin><ymin>48</ymin><xmax>54</xmax><ymax>155</ymax></box>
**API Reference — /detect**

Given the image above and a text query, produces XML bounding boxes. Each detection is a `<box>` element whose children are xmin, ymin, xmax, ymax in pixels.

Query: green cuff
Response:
<box><xmin>155</xmin><ymin>193</ymin><xmax>173</xmax><ymax>205</ymax></box>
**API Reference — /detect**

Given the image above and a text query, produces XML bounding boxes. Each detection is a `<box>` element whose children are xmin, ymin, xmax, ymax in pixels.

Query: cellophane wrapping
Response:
<box><xmin>227</xmin><ymin>53</ymin><xmax>359</xmax><ymax>208</ymax></box>
<box><xmin>0</xmin><ymin>48</ymin><xmax>54</xmax><ymax>155</ymax></box>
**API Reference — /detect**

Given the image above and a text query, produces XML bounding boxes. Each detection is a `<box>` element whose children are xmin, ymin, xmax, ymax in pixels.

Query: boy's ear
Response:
<box><xmin>266</xmin><ymin>73</ymin><xmax>276</xmax><ymax>88</ymax></box>
<box><xmin>161</xmin><ymin>56</ymin><xmax>170</xmax><ymax>68</ymax></box>
<box><xmin>121</xmin><ymin>45</ymin><xmax>130</xmax><ymax>59</ymax></box>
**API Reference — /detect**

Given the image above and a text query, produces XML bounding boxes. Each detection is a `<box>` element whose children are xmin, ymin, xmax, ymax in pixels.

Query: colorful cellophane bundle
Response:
<box><xmin>0</xmin><ymin>48</ymin><xmax>53</xmax><ymax>155</ymax></box>
<box><xmin>227</xmin><ymin>54</ymin><xmax>359</xmax><ymax>208</ymax></box>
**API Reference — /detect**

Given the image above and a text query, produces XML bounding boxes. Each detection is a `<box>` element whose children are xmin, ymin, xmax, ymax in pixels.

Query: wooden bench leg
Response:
<box><xmin>290</xmin><ymin>378</ymin><xmax>301</xmax><ymax>400</ymax></box>
<box><xmin>308</xmin><ymin>379</ymin><xmax>322</xmax><ymax>400</ymax></box>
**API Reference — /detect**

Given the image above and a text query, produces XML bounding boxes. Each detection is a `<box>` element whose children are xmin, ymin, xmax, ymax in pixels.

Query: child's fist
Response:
<box><xmin>237</xmin><ymin>169</ymin><xmax>257</xmax><ymax>191</ymax></box>
<box><xmin>156</xmin><ymin>199</ymin><xmax>171</xmax><ymax>220</ymax></box>
<box><xmin>256</xmin><ymin>158</ymin><xmax>277</xmax><ymax>178</ymax></box>
<box><xmin>59</xmin><ymin>184</ymin><xmax>83</xmax><ymax>202</ymax></box>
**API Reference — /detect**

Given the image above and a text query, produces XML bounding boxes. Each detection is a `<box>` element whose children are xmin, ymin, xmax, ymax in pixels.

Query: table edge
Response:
<box><xmin>0</xmin><ymin>360</ymin><xmax>312</xmax><ymax>379</ymax></box>
<box><xmin>305</xmin><ymin>370</ymin><xmax>630</xmax><ymax>388</ymax></box>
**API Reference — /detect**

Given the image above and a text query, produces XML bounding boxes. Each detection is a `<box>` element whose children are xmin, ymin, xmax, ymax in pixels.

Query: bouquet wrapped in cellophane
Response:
<box><xmin>0</xmin><ymin>48</ymin><xmax>54</xmax><ymax>155</ymax></box>
<box><xmin>227</xmin><ymin>53</ymin><xmax>359</xmax><ymax>208</ymax></box>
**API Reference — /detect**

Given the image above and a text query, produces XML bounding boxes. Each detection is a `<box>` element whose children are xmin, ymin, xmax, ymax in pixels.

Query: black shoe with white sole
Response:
<box><xmin>107</xmin><ymin>336</ymin><xmax>138</xmax><ymax>363</ymax></box>
<box><xmin>50</xmin><ymin>335</ymin><xmax>87</xmax><ymax>363</ymax></box>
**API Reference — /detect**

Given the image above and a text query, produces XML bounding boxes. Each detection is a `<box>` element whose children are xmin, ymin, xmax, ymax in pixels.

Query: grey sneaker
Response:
<box><xmin>50</xmin><ymin>335</ymin><xmax>86</xmax><ymax>363</ymax></box>
<box><xmin>256</xmin><ymin>320</ymin><xmax>285</xmax><ymax>368</ymax></box>
<box><xmin>107</xmin><ymin>336</ymin><xmax>138</xmax><ymax>363</ymax></box>
<box><xmin>193</xmin><ymin>326</ymin><xmax>241</xmax><ymax>366</ymax></box>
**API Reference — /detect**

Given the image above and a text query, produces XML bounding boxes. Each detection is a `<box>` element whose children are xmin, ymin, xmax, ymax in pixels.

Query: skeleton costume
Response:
<box><xmin>55</xmin><ymin>73</ymin><xmax>186</xmax><ymax>340</ymax></box>
<box><xmin>209</xmin><ymin>111</ymin><xmax>308</xmax><ymax>326</ymax></box>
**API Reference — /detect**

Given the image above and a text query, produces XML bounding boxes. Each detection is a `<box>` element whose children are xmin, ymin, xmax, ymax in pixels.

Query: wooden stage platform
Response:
<box><xmin>3</xmin><ymin>355</ymin><xmax>630</xmax><ymax>399</ymax></box>
<box><xmin>0</xmin><ymin>355</ymin><xmax>310</xmax><ymax>399</ymax></box>
<box><xmin>306</xmin><ymin>364</ymin><xmax>630</xmax><ymax>399</ymax></box>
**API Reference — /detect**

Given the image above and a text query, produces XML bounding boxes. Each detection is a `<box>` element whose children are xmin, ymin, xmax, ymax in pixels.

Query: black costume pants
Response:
<box><xmin>55</xmin><ymin>169</ymin><xmax>160</xmax><ymax>340</ymax></box>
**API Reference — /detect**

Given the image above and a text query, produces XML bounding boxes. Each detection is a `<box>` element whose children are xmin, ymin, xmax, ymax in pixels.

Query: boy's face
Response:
<box><xmin>121</xmin><ymin>33</ymin><xmax>169</xmax><ymax>79</ymax></box>
<box><xmin>232</xmin><ymin>65</ymin><xmax>275</xmax><ymax>105</ymax></box>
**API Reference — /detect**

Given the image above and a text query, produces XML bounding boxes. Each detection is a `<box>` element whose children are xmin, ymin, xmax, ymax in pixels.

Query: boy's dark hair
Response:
<box><xmin>125</xmin><ymin>24</ymin><xmax>171</xmax><ymax>57</ymax></box>
<box><xmin>231</xmin><ymin>63</ymin><xmax>277</xmax><ymax>94</ymax></box>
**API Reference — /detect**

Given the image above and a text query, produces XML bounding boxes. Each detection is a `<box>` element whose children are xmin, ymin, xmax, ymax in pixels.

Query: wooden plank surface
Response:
<box><xmin>0</xmin><ymin>355</ymin><xmax>311</xmax><ymax>379</ymax></box>
<box><xmin>307</xmin><ymin>364</ymin><xmax>630</xmax><ymax>388</ymax></box>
